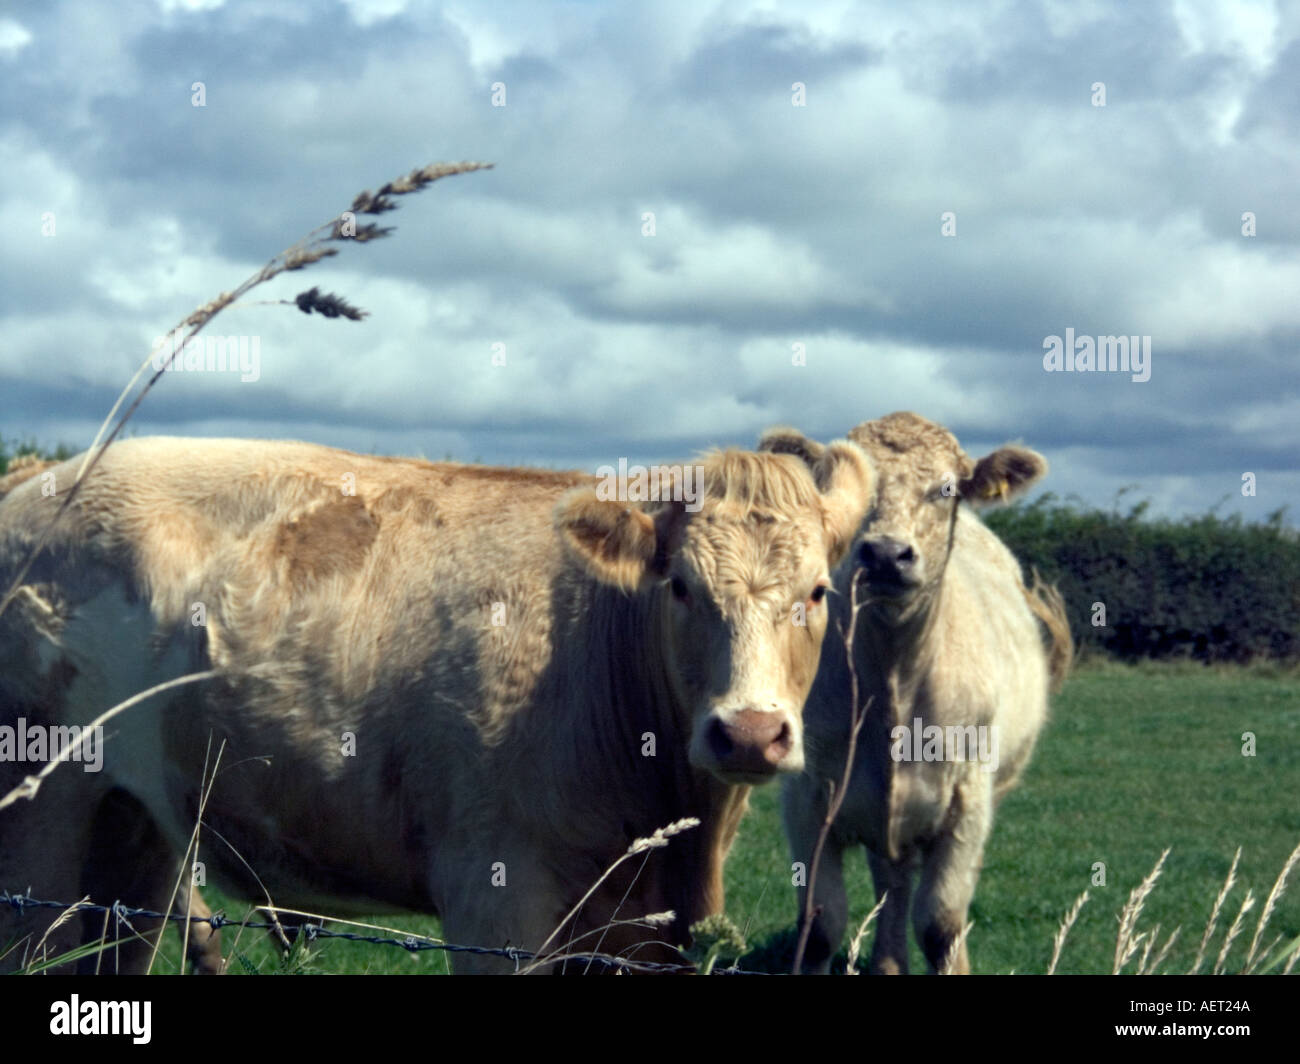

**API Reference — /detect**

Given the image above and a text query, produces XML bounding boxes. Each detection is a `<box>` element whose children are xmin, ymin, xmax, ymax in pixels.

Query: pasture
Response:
<box><xmin>153</xmin><ymin>658</ymin><xmax>1300</xmax><ymax>974</ymax></box>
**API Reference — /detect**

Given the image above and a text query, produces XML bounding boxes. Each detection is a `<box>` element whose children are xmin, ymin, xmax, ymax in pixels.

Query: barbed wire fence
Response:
<box><xmin>0</xmin><ymin>891</ymin><xmax>770</xmax><ymax>975</ymax></box>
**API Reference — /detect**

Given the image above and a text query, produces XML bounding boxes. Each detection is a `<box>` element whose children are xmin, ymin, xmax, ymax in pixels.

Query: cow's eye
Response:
<box><xmin>670</xmin><ymin>576</ymin><xmax>692</xmax><ymax>604</ymax></box>
<box><xmin>809</xmin><ymin>584</ymin><xmax>828</xmax><ymax>605</ymax></box>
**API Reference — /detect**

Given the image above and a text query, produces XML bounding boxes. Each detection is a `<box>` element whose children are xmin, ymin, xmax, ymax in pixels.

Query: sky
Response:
<box><xmin>0</xmin><ymin>0</ymin><xmax>1296</xmax><ymax>520</ymax></box>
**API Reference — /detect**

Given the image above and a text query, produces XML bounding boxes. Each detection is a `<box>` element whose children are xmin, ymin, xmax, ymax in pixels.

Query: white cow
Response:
<box><xmin>763</xmin><ymin>413</ymin><xmax>1072</xmax><ymax>973</ymax></box>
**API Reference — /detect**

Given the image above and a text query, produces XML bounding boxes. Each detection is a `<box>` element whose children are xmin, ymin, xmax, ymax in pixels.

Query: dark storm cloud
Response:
<box><xmin>935</xmin><ymin>1</ymin><xmax>1237</xmax><ymax>106</ymax></box>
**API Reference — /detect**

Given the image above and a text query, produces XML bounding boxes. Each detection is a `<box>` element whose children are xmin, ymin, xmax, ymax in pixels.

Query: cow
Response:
<box><xmin>760</xmin><ymin>412</ymin><xmax>1072</xmax><ymax>974</ymax></box>
<box><xmin>0</xmin><ymin>435</ymin><xmax>874</xmax><ymax>973</ymax></box>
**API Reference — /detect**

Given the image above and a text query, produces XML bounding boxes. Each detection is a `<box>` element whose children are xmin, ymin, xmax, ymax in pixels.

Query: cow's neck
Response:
<box><xmin>545</xmin><ymin>581</ymin><xmax>747</xmax><ymax>943</ymax></box>
<box><xmin>853</xmin><ymin>572</ymin><xmax>948</xmax><ymax>723</ymax></box>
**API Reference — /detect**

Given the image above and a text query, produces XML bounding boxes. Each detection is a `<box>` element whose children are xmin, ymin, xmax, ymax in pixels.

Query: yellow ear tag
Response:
<box><xmin>981</xmin><ymin>478</ymin><xmax>1010</xmax><ymax>500</ymax></box>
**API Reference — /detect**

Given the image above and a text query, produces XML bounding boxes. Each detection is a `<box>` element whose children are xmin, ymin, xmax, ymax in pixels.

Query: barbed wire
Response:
<box><xmin>0</xmin><ymin>891</ymin><xmax>768</xmax><ymax>975</ymax></box>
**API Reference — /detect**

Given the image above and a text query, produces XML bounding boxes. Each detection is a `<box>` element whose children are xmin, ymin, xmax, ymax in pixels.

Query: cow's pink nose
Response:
<box><xmin>708</xmin><ymin>709</ymin><xmax>793</xmax><ymax>776</ymax></box>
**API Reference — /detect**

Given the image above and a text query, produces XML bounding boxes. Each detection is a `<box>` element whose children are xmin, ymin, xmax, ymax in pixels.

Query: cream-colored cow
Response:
<box><xmin>0</xmin><ymin>436</ymin><xmax>873</xmax><ymax>973</ymax></box>
<box><xmin>763</xmin><ymin>413</ymin><xmax>1071</xmax><ymax>974</ymax></box>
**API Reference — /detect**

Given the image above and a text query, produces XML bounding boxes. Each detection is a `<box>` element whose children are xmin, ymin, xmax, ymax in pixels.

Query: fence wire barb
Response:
<box><xmin>1</xmin><ymin>891</ymin><xmax>767</xmax><ymax>975</ymax></box>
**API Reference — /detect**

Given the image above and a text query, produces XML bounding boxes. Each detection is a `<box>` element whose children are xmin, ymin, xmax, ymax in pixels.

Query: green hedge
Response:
<box><xmin>983</xmin><ymin>496</ymin><xmax>1300</xmax><ymax>663</ymax></box>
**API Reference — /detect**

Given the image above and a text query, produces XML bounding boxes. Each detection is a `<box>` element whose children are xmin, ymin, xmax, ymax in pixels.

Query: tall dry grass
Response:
<box><xmin>791</xmin><ymin>574</ymin><xmax>875</xmax><ymax>975</ymax></box>
<box><xmin>0</xmin><ymin>160</ymin><xmax>491</xmax><ymax>628</ymax></box>
<box><xmin>1045</xmin><ymin>839</ymin><xmax>1300</xmax><ymax>976</ymax></box>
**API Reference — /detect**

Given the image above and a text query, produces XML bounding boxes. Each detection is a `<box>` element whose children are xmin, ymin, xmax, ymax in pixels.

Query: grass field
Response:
<box><xmin>153</xmin><ymin>659</ymin><xmax>1300</xmax><ymax>975</ymax></box>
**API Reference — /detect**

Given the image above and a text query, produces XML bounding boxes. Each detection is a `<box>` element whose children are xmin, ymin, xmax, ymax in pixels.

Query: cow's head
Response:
<box><xmin>554</xmin><ymin>446</ymin><xmax>874</xmax><ymax>784</ymax></box>
<box><xmin>761</xmin><ymin>412</ymin><xmax>1045</xmax><ymax>607</ymax></box>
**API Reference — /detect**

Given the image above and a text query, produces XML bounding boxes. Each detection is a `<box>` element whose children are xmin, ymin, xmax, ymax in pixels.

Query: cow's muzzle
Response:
<box><xmin>702</xmin><ymin>708</ymin><xmax>799</xmax><ymax>781</ymax></box>
<box><xmin>857</xmin><ymin>535</ymin><xmax>920</xmax><ymax>595</ymax></box>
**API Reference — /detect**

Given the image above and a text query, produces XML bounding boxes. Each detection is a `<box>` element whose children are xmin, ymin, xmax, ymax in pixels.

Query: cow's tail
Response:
<box><xmin>0</xmin><ymin>454</ymin><xmax>57</xmax><ymax>499</ymax></box>
<box><xmin>1025</xmin><ymin>568</ymin><xmax>1073</xmax><ymax>692</ymax></box>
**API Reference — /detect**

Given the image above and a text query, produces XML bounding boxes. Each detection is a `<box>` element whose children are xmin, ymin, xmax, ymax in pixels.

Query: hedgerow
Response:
<box><xmin>984</xmin><ymin>495</ymin><xmax>1300</xmax><ymax>663</ymax></box>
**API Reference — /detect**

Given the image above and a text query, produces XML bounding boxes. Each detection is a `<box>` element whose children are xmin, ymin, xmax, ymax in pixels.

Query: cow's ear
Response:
<box><xmin>811</xmin><ymin>440</ymin><xmax>876</xmax><ymax>566</ymax></box>
<box><xmin>960</xmin><ymin>446</ymin><xmax>1047</xmax><ymax>507</ymax></box>
<box><xmin>758</xmin><ymin>425</ymin><xmax>826</xmax><ymax>465</ymax></box>
<box><xmin>555</xmin><ymin>489</ymin><xmax>663</xmax><ymax>592</ymax></box>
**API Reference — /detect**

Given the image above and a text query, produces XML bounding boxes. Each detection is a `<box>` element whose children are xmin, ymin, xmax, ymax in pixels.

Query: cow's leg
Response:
<box><xmin>913</xmin><ymin>774</ymin><xmax>992</xmax><ymax>974</ymax></box>
<box><xmin>178</xmin><ymin>884</ymin><xmax>225</xmax><ymax>974</ymax></box>
<box><xmin>867</xmin><ymin>849</ymin><xmax>913</xmax><ymax>974</ymax></box>
<box><xmin>801</xmin><ymin>838</ymin><xmax>848</xmax><ymax>975</ymax></box>
<box><xmin>0</xmin><ymin>766</ymin><xmax>104</xmax><ymax>973</ymax></box>
<box><xmin>435</xmin><ymin>844</ymin><xmax>568</xmax><ymax>974</ymax></box>
<box><xmin>77</xmin><ymin>788</ymin><xmax>185</xmax><ymax>974</ymax></box>
<box><xmin>782</xmin><ymin>776</ymin><xmax>847</xmax><ymax>974</ymax></box>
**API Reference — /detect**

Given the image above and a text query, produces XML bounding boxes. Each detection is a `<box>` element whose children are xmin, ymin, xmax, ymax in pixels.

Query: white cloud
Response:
<box><xmin>0</xmin><ymin>0</ymin><xmax>1296</xmax><ymax>520</ymax></box>
<box><xmin>155</xmin><ymin>0</ymin><xmax>227</xmax><ymax>12</ymax></box>
<box><xmin>0</xmin><ymin>18</ymin><xmax>32</xmax><ymax>58</ymax></box>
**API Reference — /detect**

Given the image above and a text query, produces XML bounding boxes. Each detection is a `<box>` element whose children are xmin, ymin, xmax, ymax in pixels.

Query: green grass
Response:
<box><xmin>153</xmin><ymin>659</ymin><xmax>1300</xmax><ymax>974</ymax></box>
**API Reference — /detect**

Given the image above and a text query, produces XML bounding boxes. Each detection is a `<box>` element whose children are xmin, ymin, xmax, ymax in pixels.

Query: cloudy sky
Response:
<box><xmin>1</xmin><ymin>0</ymin><xmax>1296</xmax><ymax>519</ymax></box>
